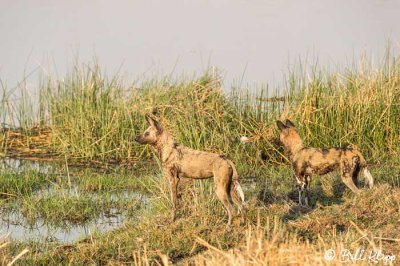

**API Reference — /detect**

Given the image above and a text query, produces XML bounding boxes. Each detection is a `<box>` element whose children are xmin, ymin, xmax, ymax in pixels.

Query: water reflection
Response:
<box><xmin>0</xmin><ymin>157</ymin><xmax>57</xmax><ymax>174</ymax></box>
<box><xmin>0</xmin><ymin>158</ymin><xmax>147</xmax><ymax>243</ymax></box>
<box><xmin>0</xmin><ymin>210</ymin><xmax>126</xmax><ymax>243</ymax></box>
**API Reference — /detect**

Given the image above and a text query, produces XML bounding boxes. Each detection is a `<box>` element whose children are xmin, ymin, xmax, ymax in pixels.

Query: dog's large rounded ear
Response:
<box><xmin>145</xmin><ymin>115</ymin><xmax>163</xmax><ymax>133</ymax></box>
<box><xmin>285</xmin><ymin>119</ymin><xmax>295</xmax><ymax>128</ymax></box>
<box><xmin>276</xmin><ymin>120</ymin><xmax>287</xmax><ymax>131</ymax></box>
<box><xmin>145</xmin><ymin>114</ymin><xmax>153</xmax><ymax>125</ymax></box>
<box><xmin>153</xmin><ymin>118</ymin><xmax>163</xmax><ymax>133</ymax></box>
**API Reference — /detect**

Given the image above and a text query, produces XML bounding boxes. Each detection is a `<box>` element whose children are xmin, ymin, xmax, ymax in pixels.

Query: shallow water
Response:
<box><xmin>0</xmin><ymin>157</ymin><xmax>58</xmax><ymax>174</ymax></box>
<box><xmin>0</xmin><ymin>189</ymin><xmax>144</xmax><ymax>243</ymax></box>
<box><xmin>0</xmin><ymin>210</ymin><xmax>126</xmax><ymax>243</ymax></box>
<box><xmin>1</xmin><ymin>0</ymin><xmax>400</xmax><ymax>89</ymax></box>
<box><xmin>0</xmin><ymin>158</ymin><xmax>147</xmax><ymax>243</ymax></box>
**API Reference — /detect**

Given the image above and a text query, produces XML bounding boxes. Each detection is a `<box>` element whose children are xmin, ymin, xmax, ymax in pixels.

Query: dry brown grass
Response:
<box><xmin>0</xmin><ymin>126</ymin><xmax>54</xmax><ymax>158</ymax></box>
<box><xmin>125</xmin><ymin>218</ymin><xmax>395</xmax><ymax>266</ymax></box>
<box><xmin>191</xmin><ymin>224</ymin><xmax>396</xmax><ymax>266</ymax></box>
<box><xmin>165</xmin><ymin>185</ymin><xmax>400</xmax><ymax>266</ymax></box>
<box><xmin>0</xmin><ymin>235</ymin><xmax>29</xmax><ymax>266</ymax></box>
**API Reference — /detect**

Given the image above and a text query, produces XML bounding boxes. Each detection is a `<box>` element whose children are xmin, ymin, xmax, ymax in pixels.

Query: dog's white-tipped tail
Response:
<box><xmin>234</xmin><ymin>181</ymin><xmax>245</xmax><ymax>202</ymax></box>
<box><xmin>363</xmin><ymin>168</ymin><xmax>374</xmax><ymax>188</ymax></box>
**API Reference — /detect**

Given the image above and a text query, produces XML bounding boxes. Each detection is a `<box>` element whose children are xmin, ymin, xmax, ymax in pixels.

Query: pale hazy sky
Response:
<box><xmin>0</xmin><ymin>0</ymin><xmax>400</xmax><ymax>90</ymax></box>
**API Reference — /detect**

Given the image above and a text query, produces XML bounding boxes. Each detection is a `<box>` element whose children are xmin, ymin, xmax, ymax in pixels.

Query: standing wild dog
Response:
<box><xmin>135</xmin><ymin>115</ymin><xmax>245</xmax><ymax>225</ymax></box>
<box><xmin>276</xmin><ymin>119</ymin><xmax>374</xmax><ymax>206</ymax></box>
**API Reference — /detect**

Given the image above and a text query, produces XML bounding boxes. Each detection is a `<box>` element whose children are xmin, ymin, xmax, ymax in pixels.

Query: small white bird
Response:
<box><xmin>240</xmin><ymin>136</ymin><xmax>250</xmax><ymax>143</ymax></box>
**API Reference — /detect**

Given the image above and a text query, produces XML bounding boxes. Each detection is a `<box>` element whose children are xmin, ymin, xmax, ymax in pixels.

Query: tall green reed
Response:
<box><xmin>1</xmin><ymin>51</ymin><xmax>399</xmax><ymax>166</ymax></box>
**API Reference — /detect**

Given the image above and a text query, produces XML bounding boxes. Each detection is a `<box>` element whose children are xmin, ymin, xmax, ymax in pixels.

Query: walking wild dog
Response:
<box><xmin>135</xmin><ymin>115</ymin><xmax>245</xmax><ymax>225</ymax></box>
<box><xmin>276</xmin><ymin>119</ymin><xmax>374</xmax><ymax>206</ymax></box>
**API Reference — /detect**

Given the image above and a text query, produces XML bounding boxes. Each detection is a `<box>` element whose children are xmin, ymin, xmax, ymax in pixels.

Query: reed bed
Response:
<box><xmin>0</xmin><ymin>126</ymin><xmax>53</xmax><ymax>158</ymax></box>
<box><xmin>1</xmin><ymin>52</ymin><xmax>400</xmax><ymax>167</ymax></box>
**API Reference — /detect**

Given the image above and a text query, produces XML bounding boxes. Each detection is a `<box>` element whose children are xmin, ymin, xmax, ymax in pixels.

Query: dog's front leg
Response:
<box><xmin>295</xmin><ymin>174</ymin><xmax>310</xmax><ymax>206</ymax></box>
<box><xmin>295</xmin><ymin>175</ymin><xmax>305</xmax><ymax>205</ymax></box>
<box><xmin>303</xmin><ymin>176</ymin><xmax>311</xmax><ymax>206</ymax></box>
<box><xmin>297</xmin><ymin>186</ymin><xmax>303</xmax><ymax>205</ymax></box>
<box><xmin>165</xmin><ymin>167</ymin><xmax>180</xmax><ymax>221</ymax></box>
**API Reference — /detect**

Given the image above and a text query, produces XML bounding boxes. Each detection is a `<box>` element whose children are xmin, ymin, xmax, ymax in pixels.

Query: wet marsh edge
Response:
<box><xmin>0</xmin><ymin>160</ymin><xmax>399</xmax><ymax>264</ymax></box>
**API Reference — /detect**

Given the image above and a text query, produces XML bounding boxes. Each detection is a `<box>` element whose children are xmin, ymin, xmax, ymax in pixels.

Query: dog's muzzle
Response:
<box><xmin>273</xmin><ymin>138</ymin><xmax>282</xmax><ymax>146</ymax></box>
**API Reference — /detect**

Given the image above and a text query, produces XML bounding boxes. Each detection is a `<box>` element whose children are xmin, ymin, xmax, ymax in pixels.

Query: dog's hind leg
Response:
<box><xmin>214</xmin><ymin>172</ymin><xmax>235</xmax><ymax>225</ymax></box>
<box><xmin>230</xmin><ymin>184</ymin><xmax>246</xmax><ymax>223</ymax></box>
<box><xmin>226</xmin><ymin>160</ymin><xmax>246</xmax><ymax>222</ymax></box>
<box><xmin>216</xmin><ymin>186</ymin><xmax>235</xmax><ymax>225</ymax></box>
